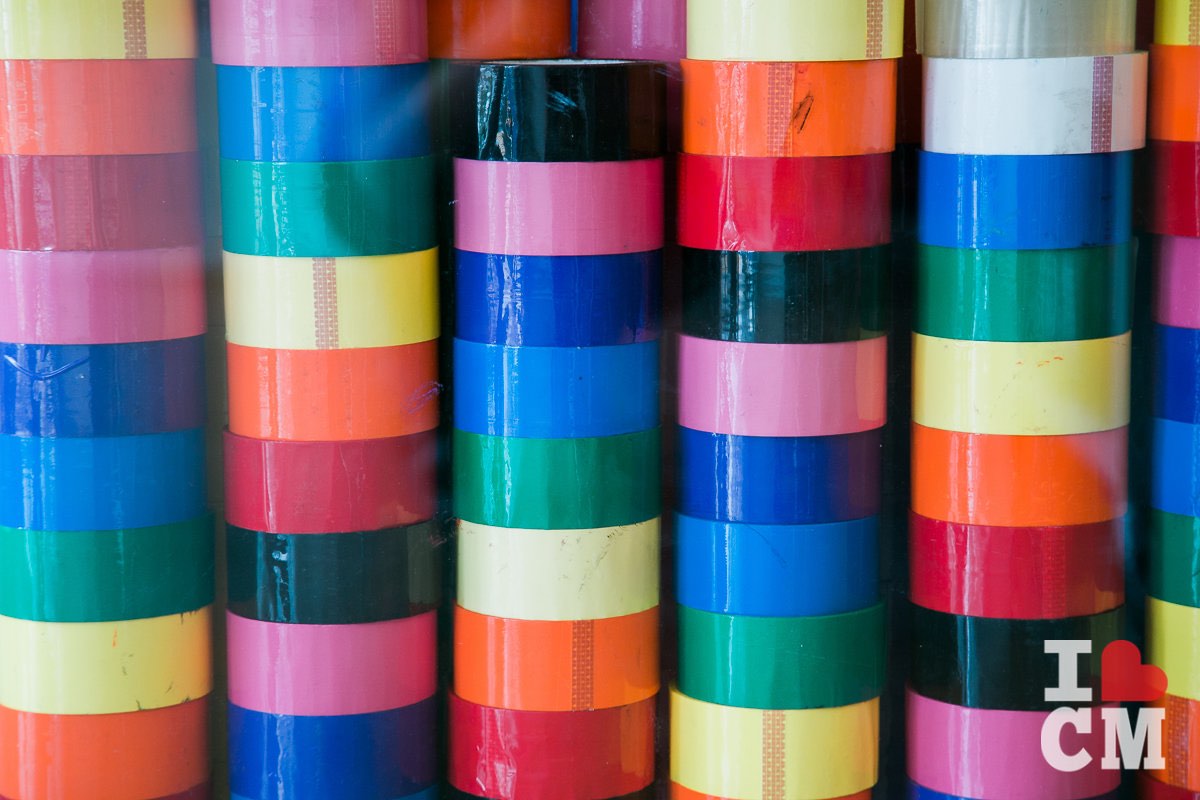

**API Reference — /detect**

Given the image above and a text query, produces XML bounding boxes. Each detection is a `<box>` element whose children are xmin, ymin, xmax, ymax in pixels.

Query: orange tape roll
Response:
<box><xmin>681</xmin><ymin>59</ymin><xmax>897</xmax><ymax>157</ymax></box>
<box><xmin>428</xmin><ymin>0</ymin><xmax>571</xmax><ymax>59</ymax></box>
<box><xmin>453</xmin><ymin>605</ymin><xmax>659</xmax><ymax>712</ymax></box>
<box><xmin>1149</xmin><ymin>694</ymin><xmax>1200</xmax><ymax>791</ymax></box>
<box><xmin>1151</xmin><ymin>45</ymin><xmax>1200</xmax><ymax>143</ymax></box>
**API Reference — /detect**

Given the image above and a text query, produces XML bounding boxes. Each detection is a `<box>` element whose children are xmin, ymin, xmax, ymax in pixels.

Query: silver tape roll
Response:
<box><xmin>917</xmin><ymin>0</ymin><xmax>1137</xmax><ymax>58</ymax></box>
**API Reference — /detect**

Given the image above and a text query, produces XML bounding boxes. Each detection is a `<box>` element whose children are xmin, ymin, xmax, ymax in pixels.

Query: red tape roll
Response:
<box><xmin>1142</xmin><ymin>772</ymin><xmax>1200</xmax><ymax>799</ymax></box>
<box><xmin>1149</xmin><ymin>140</ymin><xmax>1200</xmax><ymax>237</ymax></box>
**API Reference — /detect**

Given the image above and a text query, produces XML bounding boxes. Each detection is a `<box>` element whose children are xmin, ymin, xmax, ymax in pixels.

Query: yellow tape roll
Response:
<box><xmin>1157</xmin><ymin>0</ymin><xmax>1200</xmax><ymax>45</ymax></box>
<box><xmin>687</xmin><ymin>0</ymin><xmax>904</xmax><ymax>61</ymax></box>
<box><xmin>223</xmin><ymin>250</ymin><xmax>439</xmax><ymax>350</ymax></box>
<box><xmin>913</xmin><ymin>333</ymin><xmax>1131</xmax><ymax>436</ymax></box>
<box><xmin>0</xmin><ymin>0</ymin><xmax>197</xmax><ymax>59</ymax></box>
<box><xmin>1147</xmin><ymin>597</ymin><xmax>1200</xmax><ymax>702</ymax></box>
<box><xmin>670</xmin><ymin>687</ymin><xmax>879</xmax><ymax>799</ymax></box>
<box><xmin>0</xmin><ymin>608</ymin><xmax>212</xmax><ymax>714</ymax></box>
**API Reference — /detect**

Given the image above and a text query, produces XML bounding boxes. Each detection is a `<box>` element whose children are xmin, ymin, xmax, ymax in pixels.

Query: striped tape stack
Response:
<box><xmin>447</xmin><ymin>59</ymin><xmax>666</xmax><ymax>800</ymax></box>
<box><xmin>671</xmin><ymin>1</ymin><xmax>900</xmax><ymax>798</ymax></box>
<box><xmin>909</xmin><ymin>2</ymin><xmax>1143</xmax><ymax>799</ymax></box>
<box><xmin>211</xmin><ymin>1</ymin><xmax>441</xmax><ymax>798</ymax></box>
<box><xmin>0</xmin><ymin>1</ymin><xmax>212</xmax><ymax>798</ymax></box>
<box><xmin>1144</xmin><ymin>0</ymin><xmax>1200</xmax><ymax>797</ymax></box>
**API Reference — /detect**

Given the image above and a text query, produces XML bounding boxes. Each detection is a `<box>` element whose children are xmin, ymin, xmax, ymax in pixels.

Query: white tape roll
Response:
<box><xmin>917</xmin><ymin>0</ymin><xmax>1137</xmax><ymax>58</ymax></box>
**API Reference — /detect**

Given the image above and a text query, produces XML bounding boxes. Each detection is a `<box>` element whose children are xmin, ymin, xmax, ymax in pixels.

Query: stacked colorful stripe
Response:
<box><xmin>447</xmin><ymin>59</ymin><xmax>665</xmax><ymax>800</ymax></box>
<box><xmin>210</xmin><ymin>2</ymin><xmax>441</xmax><ymax>798</ymax></box>
<box><xmin>910</xmin><ymin>3</ymin><xmax>1142</xmax><ymax>799</ymax></box>
<box><xmin>671</xmin><ymin>2</ymin><xmax>900</xmax><ymax>798</ymax></box>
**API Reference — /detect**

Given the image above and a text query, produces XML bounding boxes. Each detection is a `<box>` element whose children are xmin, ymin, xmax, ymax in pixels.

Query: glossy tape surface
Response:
<box><xmin>1150</xmin><ymin>46</ymin><xmax>1200</xmax><ymax>142</ymax></box>
<box><xmin>1147</xmin><ymin>510</ymin><xmax>1200</xmax><ymax>609</ymax></box>
<box><xmin>1156</xmin><ymin>324</ymin><xmax>1200</xmax><ymax>423</ymax></box>
<box><xmin>917</xmin><ymin>0</ymin><xmax>1136</xmax><ymax>57</ymax></box>
<box><xmin>687</xmin><ymin>0</ymin><xmax>904</xmax><ymax>60</ymax></box>
<box><xmin>1148</xmin><ymin>597</ymin><xmax>1200</xmax><ymax>701</ymax></box>
<box><xmin>578</xmin><ymin>0</ymin><xmax>685</xmax><ymax>61</ymax></box>
<box><xmin>1148</xmin><ymin>694</ymin><xmax>1200</xmax><ymax>791</ymax></box>
<box><xmin>0</xmin><ymin>0</ymin><xmax>197</xmax><ymax>59</ymax></box>
<box><xmin>1149</xmin><ymin>141</ymin><xmax>1200</xmax><ymax>238</ymax></box>
<box><xmin>1153</xmin><ymin>417</ymin><xmax>1200</xmax><ymax>518</ymax></box>
<box><xmin>428</xmin><ymin>0</ymin><xmax>572</xmax><ymax>59</ymax></box>
<box><xmin>1158</xmin><ymin>0</ymin><xmax>1200</xmax><ymax>45</ymax></box>
<box><xmin>1156</xmin><ymin>236</ymin><xmax>1200</xmax><ymax>329</ymax></box>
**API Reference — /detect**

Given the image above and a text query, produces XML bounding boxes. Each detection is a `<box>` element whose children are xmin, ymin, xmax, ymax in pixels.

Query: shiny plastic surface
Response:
<box><xmin>1148</xmin><ymin>46</ymin><xmax>1200</xmax><ymax>142</ymax></box>
<box><xmin>1148</xmin><ymin>510</ymin><xmax>1200</xmax><ymax>609</ymax></box>
<box><xmin>917</xmin><ymin>0</ymin><xmax>1136</xmax><ymax>57</ymax></box>
<box><xmin>428</xmin><ymin>0</ymin><xmax>571</xmax><ymax>59</ymax></box>
<box><xmin>1149</xmin><ymin>141</ymin><xmax>1200</xmax><ymax>237</ymax></box>
<box><xmin>1148</xmin><ymin>694</ymin><xmax>1200</xmax><ymax>791</ymax></box>
<box><xmin>687</xmin><ymin>0</ymin><xmax>904</xmax><ymax>60</ymax></box>
<box><xmin>1147</xmin><ymin>597</ymin><xmax>1200</xmax><ymax>701</ymax></box>
<box><xmin>0</xmin><ymin>0</ymin><xmax>197</xmax><ymax>59</ymax></box>
<box><xmin>578</xmin><ymin>0</ymin><xmax>686</xmax><ymax>62</ymax></box>
<box><xmin>1152</xmin><ymin>418</ymin><xmax>1200</xmax><ymax>518</ymax></box>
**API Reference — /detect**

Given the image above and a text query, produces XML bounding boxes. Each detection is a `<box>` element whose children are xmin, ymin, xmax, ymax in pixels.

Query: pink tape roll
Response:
<box><xmin>577</xmin><ymin>0</ymin><xmax>686</xmax><ymax>62</ymax></box>
<box><xmin>454</xmin><ymin>158</ymin><xmax>664</xmax><ymax>257</ymax></box>
<box><xmin>907</xmin><ymin>690</ymin><xmax>1120</xmax><ymax>800</ymax></box>
<box><xmin>678</xmin><ymin>334</ymin><xmax>887</xmax><ymax>437</ymax></box>
<box><xmin>209</xmin><ymin>0</ymin><xmax>427</xmax><ymax>66</ymax></box>
<box><xmin>1156</xmin><ymin>235</ymin><xmax>1200</xmax><ymax>329</ymax></box>
<box><xmin>0</xmin><ymin>247</ymin><xmax>205</xmax><ymax>344</ymax></box>
<box><xmin>226</xmin><ymin>610</ymin><xmax>437</xmax><ymax>717</ymax></box>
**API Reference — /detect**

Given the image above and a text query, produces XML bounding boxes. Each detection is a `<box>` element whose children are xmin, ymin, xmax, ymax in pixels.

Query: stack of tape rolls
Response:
<box><xmin>672</xmin><ymin>1</ymin><xmax>900</xmax><ymax>798</ymax></box>
<box><xmin>210</xmin><ymin>1</ymin><xmax>441</xmax><ymax>798</ymax></box>
<box><xmin>0</xmin><ymin>2</ymin><xmax>212</xmax><ymax>799</ymax></box>
<box><xmin>447</xmin><ymin>59</ymin><xmax>665</xmax><ymax>800</ymax></box>
<box><xmin>910</xmin><ymin>2</ymin><xmax>1143</xmax><ymax>799</ymax></box>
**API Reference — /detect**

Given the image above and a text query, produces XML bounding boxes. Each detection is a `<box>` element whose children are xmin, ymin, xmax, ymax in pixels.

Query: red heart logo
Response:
<box><xmin>1101</xmin><ymin>640</ymin><xmax>1168</xmax><ymax>702</ymax></box>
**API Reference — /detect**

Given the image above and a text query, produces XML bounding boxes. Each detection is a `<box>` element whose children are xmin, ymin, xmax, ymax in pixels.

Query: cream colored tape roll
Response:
<box><xmin>913</xmin><ymin>333</ymin><xmax>1131</xmax><ymax>436</ymax></box>
<box><xmin>223</xmin><ymin>250</ymin><xmax>439</xmax><ymax>350</ymax></box>
<box><xmin>0</xmin><ymin>0</ymin><xmax>197</xmax><ymax>59</ymax></box>
<box><xmin>0</xmin><ymin>608</ymin><xmax>212</xmax><ymax>715</ymax></box>
<box><xmin>1157</xmin><ymin>0</ymin><xmax>1200</xmax><ymax>45</ymax></box>
<box><xmin>1147</xmin><ymin>596</ymin><xmax>1200</xmax><ymax>702</ymax></box>
<box><xmin>457</xmin><ymin>519</ymin><xmax>660</xmax><ymax>621</ymax></box>
<box><xmin>925</xmin><ymin>54</ymin><xmax>1147</xmax><ymax>155</ymax></box>
<box><xmin>687</xmin><ymin>0</ymin><xmax>904</xmax><ymax>61</ymax></box>
<box><xmin>917</xmin><ymin>0</ymin><xmax>1137</xmax><ymax>58</ymax></box>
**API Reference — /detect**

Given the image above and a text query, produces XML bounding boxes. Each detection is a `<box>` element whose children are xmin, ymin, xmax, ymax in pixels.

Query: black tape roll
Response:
<box><xmin>910</xmin><ymin>604</ymin><xmax>1122</xmax><ymax>711</ymax></box>
<box><xmin>446</xmin><ymin>789</ymin><xmax>655</xmax><ymax>800</ymax></box>
<box><xmin>681</xmin><ymin>247</ymin><xmax>890</xmax><ymax>344</ymax></box>
<box><xmin>226</xmin><ymin>521</ymin><xmax>442</xmax><ymax>624</ymax></box>
<box><xmin>447</xmin><ymin>60</ymin><xmax>666</xmax><ymax>162</ymax></box>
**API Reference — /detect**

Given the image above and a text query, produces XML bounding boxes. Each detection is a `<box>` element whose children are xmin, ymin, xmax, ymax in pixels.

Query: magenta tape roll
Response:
<box><xmin>454</xmin><ymin>158</ymin><xmax>664</xmax><ymax>257</ymax></box>
<box><xmin>1156</xmin><ymin>235</ymin><xmax>1200</xmax><ymax>329</ymax></box>
<box><xmin>577</xmin><ymin>0</ymin><xmax>686</xmax><ymax>62</ymax></box>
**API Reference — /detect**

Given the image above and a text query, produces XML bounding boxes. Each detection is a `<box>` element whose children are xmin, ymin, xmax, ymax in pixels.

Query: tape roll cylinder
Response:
<box><xmin>1148</xmin><ymin>510</ymin><xmax>1200</xmax><ymax>609</ymax></box>
<box><xmin>917</xmin><ymin>0</ymin><xmax>1136</xmax><ymax>58</ymax></box>
<box><xmin>428</xmin><ymin>0</ymin><xmax>572</xmax><ymax>59</ymax></box>
<box><xmin>687</xmin><ymin>0</ymin><xmax>904</xmax><ymax>61</ymax></box>
<box><xmin>0</xmin><ymin>0</ymin><xmax>197</xmax><ymax>59</ymax></box>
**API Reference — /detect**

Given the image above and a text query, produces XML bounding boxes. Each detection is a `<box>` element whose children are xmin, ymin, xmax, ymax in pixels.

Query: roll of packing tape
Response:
<box><xmin>227</xmin><ymin>521</ymin><xmax>441</xmax><ymax>624</ymax></box>
<box><xmin>457</xmin><ymin>519</ymin><xmax>659</xmax><ymax>621</ymax></box>
<box><xmin>676</xmin><ymin>513</ymin><xmax>879</xmax><ymax>617</ymax></box>
<box><xmin>578</xmin><ymin>0</ymin><xmax>686</xmax><ymax>62</ymax></box>
<box><xmin>223</xmin><ymin>429</ymin><xmax>436</xmax><ymax>534</ymax></box>
<box><xmin>454</xmin><ymin>606</ymin><xmax>659</xmax><ymax>712</ymax></box>
<box><xmin>0</xmin><ymin>516</ymin><xmax>213</xmax><ymax>623</ymax></box>
<box><xmin>909</xmin><ymin>784</ymin><xmax>1117</xmax><ymax>800</ymax></box>
<box><xmin>450</xmin><ymin>790</ymin><xmax>649</xmax><ymax>800</ymax></box>
<box><xmin>918</xmin><ymin>151</ymin><xmax>1133</xmax><ymax>250</ymax></box>
<box><xmin>917</xmin><ymin>0</ymin><xmax>1136</xmax><ymax>57</ymax></box>
<box><xmin>681</xmin><ymin>59</ymin><xmax>897</xmax><ymax>158</ymax></box>
<box><xmin>1157</xmin><ymin>324</ymin><xmax>1200</xmax><ymax>422</ymax></box>
<box><xmin>671</xmin><ymin>688</ymin><xmax>879</xmax><ymax>799</ymax></box>
<box><xmin>1150</xmin><ymin>46</ymin><xmax>1200</xmax><ymax>142</ymax></box>
<box><xmin>0</xmin><ymin>428</ymin><xmax>206</xmax><ymax>531</ymax></box>
<box><xmin>1158</xmin><ymin>0</ymin><xmax>1200</xmax><ymax>46</ymax></box>
<box><xmin>456</xmin><ymin>250</ymin><xmax>662</xmax><ymax>347</ymax></box>
<box><xmin>1150</xmin><ymin>141</ymin><xmax>1200</xmax><ymax>238</ymax></box>
<box><xmin>454</xmin><ymin>158</ymin><xmax>664</xmax><ymax>257</ymax></box>
<box><xmin>1156</xmin><ymin>236</ymin><xmax>1200</xmax><ymax>329</ymax></box>
<box><xmin>0</xmin><ymin>699</ymin><xmax>208</xmax><ymax>800</ymax></box>
<box><xmin>0</xmin><ymin>0</ymin><xmax>197</xmax><ymax>59</ymax></box>
<box><xmin>912</xmin><ymin>424</ymin><xmax>1128</xmax><ymax>527</ymax></box>
<box><xmin>678</xmin><ymin>603</ymin><xmax>885</xmax><ymax>710</ymax></box>
<box><xmin>924</xmin><ymin>54</ymin><xmax>1146</xmax><ymax>155</ymax></box>
<box><xmin>229</xmin><ymin>698</ymin><xmax>436</xmax><ymax>800</ymax></box>
<box><xmin>447</xmin><ymin>61</ymin><xmax>665</xmax><ymax>162</ymax></box>
<box><xmin>671</xmin><ymin>787</ymin><xmax>871</xmax><ymax>800</ymax></box>
<box><xmin>1148</xmin><ymin>597</ymin><xmax>1200</xmax><ymax>701</ymax></box>
<box><xmin>0</xmin><ymin>153</ymin><xmax>202</xmax><ymax>252</ymax></box>
<box><xmin>1148</xmin><ymin>694</ymin><xmax>1200</xmax><ymax>791</ymax></box>
<box><xmin>682</xmin><ymin>247</ymin><xmax>889</xmax><ymax>344</ymax></box>
<box><xmin>0</xmin><ymin>59</ymin><xmax>197</xmax><ymax>155</ymax></box>
<box><xmin>453</xmin><ymin>339</ymin><xmax>659</xmax><ymax>438</ymax></box>
<box><xmin>210</xmin><ymin>0</ymin><xmax>426</xmax><ymax>66</ymax></box>
<box><xmin>1148</xmin><ymin>509</ymin><xmax>1200</xmax><ymax>609</ymax></box>
<box><xmin>678</xmin><ymin>427</ymin><xmax>883</xmax><ymax>525</ymax></box>
<box><xmin>0</xmin><ymin>608</ymin><xmax>211</xmax><ymax>714</ymax></box>
<box><xmin>907</xmin><ymin>690</ymin><xmax>1119</xmax><ymax>800</ymax></box>
<box><xmin>448</xmin><ymin>692</ymin><xmax>655</xmax><ymax>799</ymax></box>
<box><xmin>678</xmin><ymin>335</ymin><xmax>887</xmax><ymax>438</ymax></box>
<box><xmin>227</xmin><ymin>611</ymin><xmax>435</xmax><ymax>716</ymax></box>
<box><xmin>677</xmin><ymin>153</ymin><xmax>892</xmax><ymax>253</ymax></box>
<box><xmin>224</xmin><ymin>249</ymin><xmax>438</xmax><ymax>350</ymax></box>
<box><xmin>909</xmin><ymin>512</ymin><xmax>1124</xmax><ymax>619</ymax></box>
<box><xmin>687</xmin><ymin>0</ymin><xmax>903</xmax><ymax>61</ymax></box>
<box><xmin>1142</xmin><ymin>772</ymin><xmax>1200</xmax><ymax>799</ymax></box>
<box><xmin>916</xmin><ymin>243</ymin><xmax>1133</xmax><ymax>342</ymax></box>
<box><xmin>453</xmin><ymin>429</ymin><xmax>660</xmax><ymax>530</ymax></box>
<box><xmin>428</xmin><ymin>0</ymin><xmax>572</xmax><ymax>59</ymax></box>
<box><xmin>216</xmin><ymin>64</ymin><xmax>431</xmax><ymax>162</ymax></box>
<box><xmin>1153</xmin><ymin>417</ymin><xmax>1200</xmax><ymax>518</ymax></box>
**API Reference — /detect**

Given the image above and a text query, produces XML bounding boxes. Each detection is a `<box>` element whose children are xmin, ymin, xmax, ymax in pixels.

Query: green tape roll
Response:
<box><xmin>916</xmin><ymin>243</ymin><xmax>1133</xmax><ymax>342</ymax></box>
<box><xmin>0</xmin><ymin>516</ymin><xmax>214</xmax><ymax>622</ymax></box>
<box><xmin>219</xmin><ymin>156</ymin><xmax>436</xmax><ymax>257</ymax></box>
<box><xmin>1148</xmin><ymin>509</ymin><xmax>1200</xmax><ymax>609</ymax></box>
<box><xmin>678</xmin><ymin>602</ymin><xmax>886</xmax><ymax>710</ymax></box>
<box><xmin>453</xmin><ymin>428</ymin><xmax>660</xmax><ymax>530</ymax></box>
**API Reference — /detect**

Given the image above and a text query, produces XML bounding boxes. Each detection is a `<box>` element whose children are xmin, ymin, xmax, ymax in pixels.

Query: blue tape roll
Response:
<box><xmin>1152</xmin><ymin>416</ymin><xmax>1200</xmax><ymax>518</ymax></box>
<box><xmin>0</xmin><ymin>428</ymin><xmax>206</xmax><ymax>531</ymax></box>
<box><xmin>455</xmin><ymin>249</ymin><xmax>662</xmax><ymax>347</ymax></box>
<box><xmin>216</xmin><ymin>64</ymin><xmax>431</xmax><ymax>162</ymax></box>
<box><xmin>1155</xmin><ymin>323</ymin><xmax>1200</xmax><ymax>424</ymax></box>
<box><xmin>1</xmin><ymin>337</ymin><xmax>205</xmax><ymax>437</ymax></box>
<box><xmin>453</xmin><ymin>339</ymin><xmax>659</xmax><ymax>438</ymax></box>
<box><xmin>228</xmin><ymin>698</ymin><xmax>436</xmax><ymax>800</ymax></box>
<box><xmin>675</xmin><ymin>513</ymin><xmax>879</xmax><ymax>617</ymax></box>
<box><xmin>918</xmin><ymin>151</ymin><xmax>1132</xmax><ymax>250</ymax></box>
<box><xmin>234</xmin><ymin>791</ymin><xmax>436</xmax><ymax>800</ymax></box>
<box><xmin>907</xmin><ymin>782</ymin><xmax>1119</xmax><ymax>800</ymax></box>
<box><xmin>678</xmin><ymin>427</ymin><xmax>883</xmax><ymax>525</ymax></box>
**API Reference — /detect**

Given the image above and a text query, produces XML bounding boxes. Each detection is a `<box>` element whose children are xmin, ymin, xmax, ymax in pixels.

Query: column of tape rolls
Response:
<box><xmin>671</xmin><ymin>2</ymin><xmax>901</xmax><ymax>798</ymax></box>
<box><xmin>0</xmin><ymin>2</ymin><xmax>212</xmax><ymax>799</ymax></box>
<box><xmin>909</xmin><ymin>3</ymin><xmax>1143</xmax><ymax>799</ymax></box>
<box><xmin>1143</xmin><ymin>2</ymin><xmax>1200</xmax><ymax>797</ymax></box>
<box><xmin>210</xmin><ymin>2</ymin><xmax>440</xmax><ymax>798</ymax></box>
<box><xmin>447</xmin><ymin>60</ymin><xmax>665</xmax><ymax>800</ymax></box>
